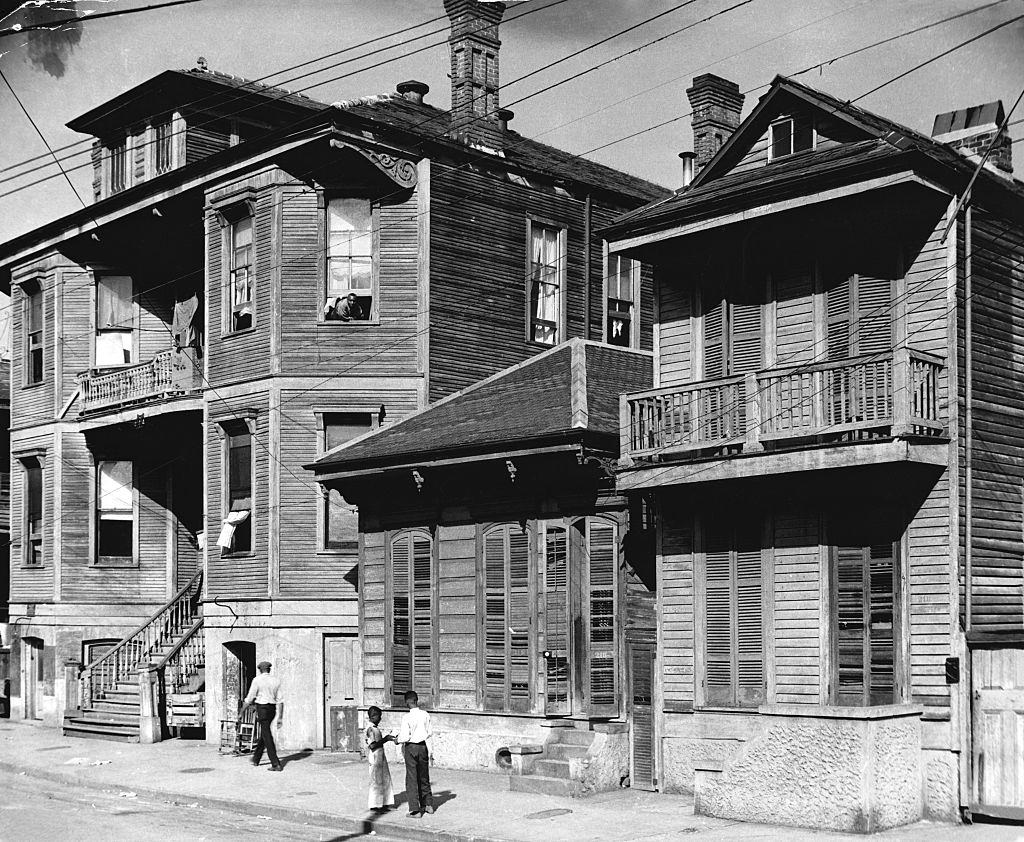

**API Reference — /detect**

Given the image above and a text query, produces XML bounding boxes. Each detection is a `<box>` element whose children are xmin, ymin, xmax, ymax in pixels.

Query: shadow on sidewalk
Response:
<box><xmin>278</xmin><ymin>748</ymin><xmax>314</xmax><ymax>766</ymax></box>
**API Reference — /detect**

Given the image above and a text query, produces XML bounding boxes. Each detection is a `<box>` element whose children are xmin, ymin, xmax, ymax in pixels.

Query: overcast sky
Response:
<box><xmin>0</xmin><ymin>0</ymin><xmax>1021</xmax><ymax>246</ymax></box>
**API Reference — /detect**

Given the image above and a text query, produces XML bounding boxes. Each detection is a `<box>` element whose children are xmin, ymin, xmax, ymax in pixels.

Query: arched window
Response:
<box><xmin>388</xmin><ymin>530</ymin><xmax>434</xmax><ymax>706</ymax></box>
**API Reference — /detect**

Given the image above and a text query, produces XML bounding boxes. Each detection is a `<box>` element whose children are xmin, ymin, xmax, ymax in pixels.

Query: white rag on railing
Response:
<box><xmin>216</xmin><ymin>510</ymin><xmax>250</xmax><ymax>548</ymax></box>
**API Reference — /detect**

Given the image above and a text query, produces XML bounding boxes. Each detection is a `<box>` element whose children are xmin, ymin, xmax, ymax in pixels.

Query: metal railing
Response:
<box><xmin>623</xmin><ymin>348</ymin><xmax>945</xmax><ymax>460</ymax></box>
<box><xmin>77</xmin><ymin>348</ymin><xmax>200</xmax><ymax>414</ymax></box>
<box><xmin>79</xmin><ymin>570</ymin><xmax>203</xmax><ymax>709</ymax></box>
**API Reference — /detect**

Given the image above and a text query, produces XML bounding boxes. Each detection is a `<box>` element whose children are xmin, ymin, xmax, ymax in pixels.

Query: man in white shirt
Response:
<box><xmin>395</xmin><ymin>690</ymin><xmax>433</xmax><ymax>817</ymax></box>
<box><xmin>238</xmin><ymin>660</ymin><xmax>284</xmax><ymax>771</ymax></box>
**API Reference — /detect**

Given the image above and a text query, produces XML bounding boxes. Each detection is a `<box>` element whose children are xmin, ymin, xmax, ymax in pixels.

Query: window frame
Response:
<box><xmin>153</xmin><ymin>117</ymin><xmax>175</xmax><ymax>176</ymax></box>
<box><xmin>316</xmin><ymin>410</ymin><xmax>377</xmax><ymax>552</ymax></box>
<box><xmin>604</xmin><ymin>244</ymin><xmax>641</xmax><ymax>349</ymax></box>
<box><xmin>19</xmin><ymin>453</ymin><xmax>45</xmax><ymax>569</ymax></box>
<box><xmin>93</xmin><ymin>273</ymin><xmax>136</xmax><ymax>369</ymax></box>
<box><xmin>321</xmin><ymin>196</ymin><xmax>379</xmax><ymax>325</ymax></box>
<box><xmin>219</xmin><ymin>418</ymin><xmax>256</xmax><ymax>557</ymax></box>
<box><xmin>107</xmin><ymin>135</ymin><xmax>128</xmax><ymax>195</ymax></box>
<box><xmin>218</xmin><ymin>207</ymin><xmax>256</xmax><ymax>335</ymax></box>
<box><xmin>525</xmin><ymin>217</ymin><xmax>568</xmax><ymax>346</ymax></box>
<box><xmin>385</xmin><ymin>528</ymin><xmax>437</xmax><ymax>707</ymax></box>
<box><xmin>23</xmin><ymin>280</ymin><xmax>44</xmax><ymax>387</ymax></box>
<box><xmin>767</xmin><ymin>115</ymin><xmax>816</xmax><ymax>162</ymax></box>
<box><xmin>92</xmin><ymin>459</ymin><xmax>138</xmax><ymax>568</ymax></box>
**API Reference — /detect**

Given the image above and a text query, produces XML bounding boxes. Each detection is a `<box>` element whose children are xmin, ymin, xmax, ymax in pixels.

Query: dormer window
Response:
<box><xmin>108</xmin><ymin>137</ymin><xmax>127</xmax><ymax>193</ymax></box>
<box><xmin>154</xmin><ymin>119</ymin><xmax>173</xmax><ymax>175</ymax></box>
<box><xmin>768</xmin><ymin>116</ymin><xmax>814</xmax><ymax>161</ymax></box>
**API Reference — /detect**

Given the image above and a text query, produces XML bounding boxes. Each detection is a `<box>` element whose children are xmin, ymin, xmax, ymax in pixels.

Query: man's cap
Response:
<box><xmin>257</xmin><ymin>661</ymin><xmax>272</xmax><ymax>670</ymax></box>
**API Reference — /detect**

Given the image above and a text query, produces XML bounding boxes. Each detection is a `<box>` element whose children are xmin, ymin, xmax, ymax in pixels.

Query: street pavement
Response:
<box><xmin>2</xmin><ymin>719</ymin><xmax>1024</xmax><ymax>841</ymax></box>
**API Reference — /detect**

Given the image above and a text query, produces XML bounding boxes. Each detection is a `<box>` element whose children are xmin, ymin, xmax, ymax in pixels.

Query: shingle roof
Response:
<box><xmin>310</xmin><ymin>340</ymin><xmax>652</xmax><ymax>477</ymax></box>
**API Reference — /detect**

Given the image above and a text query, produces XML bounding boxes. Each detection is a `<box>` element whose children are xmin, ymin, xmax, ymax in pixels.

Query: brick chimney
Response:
<box><xmin>443</xmin><ymin>0</ymin><xmax>505</xmax><ymax>149</ymax></box>
<box><xmin>932</xmin><ymin>101</ymin><xmax>1012</xmax><ymax>178</ymax></box>
<box><xmin>686</xmin><ymin>74</ymin><xmax>744</xmax><ymax>173</ymax></box>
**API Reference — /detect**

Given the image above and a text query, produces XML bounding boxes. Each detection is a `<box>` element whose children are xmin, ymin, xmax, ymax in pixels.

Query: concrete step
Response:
<box><xmin>62</xmin><ymin>718</ymin><xmax>140</xmax><ymax>743</ymax></box>
<box><xmin>75</xmin><ymin>708</ymin><xmax>139</xmax><ymax>725</ymax></box>
<box><xmin>549</xmin><ymin>728</ymin><xmax>595</xmax><ymax>747</ymax></box>
<box><xmin>534</xmin><ymin>758</ymin><xmax>572</xmax><ymax>778</ymax></box>
<box><xmin>91</xmin><ymin>698</ymin><xmax>140</xmax><ymax>712</ymax></box>
<box><xmin>510</xmin><ymin>774</ymin><xmax>582</xmax><ymax>798</ymax></box>
<box><xmin>544</xmin><ymin>743</ymin><xmax>591</xmax><ymax>761</ymax></box>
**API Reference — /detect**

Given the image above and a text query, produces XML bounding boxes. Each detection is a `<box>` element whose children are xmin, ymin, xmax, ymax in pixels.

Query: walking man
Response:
<box><xmin>238</xmin><ymin>660</ymin><xmax>284</xmax><ymax>772</ymax></box>
<box><xmin>395</xmin><ymin>690</ymin><xmax>433</xmax><ymax>817</ymax></box>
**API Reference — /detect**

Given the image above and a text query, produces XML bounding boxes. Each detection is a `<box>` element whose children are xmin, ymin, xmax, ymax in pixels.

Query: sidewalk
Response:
<box><xmin>0</xmin><ymin>720</ymin><xmax>1014</xmax><ymax>841</ymax></box>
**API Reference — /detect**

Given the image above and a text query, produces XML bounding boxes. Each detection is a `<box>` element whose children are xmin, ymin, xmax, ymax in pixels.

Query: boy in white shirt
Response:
<box><xmin>395</xmin><ymin>690</ymin><xmax>433</xmax><ymax>817</ymax></box>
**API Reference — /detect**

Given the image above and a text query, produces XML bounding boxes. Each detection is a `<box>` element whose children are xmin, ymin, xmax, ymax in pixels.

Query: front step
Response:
<box><xmin>72</xmin><ymin>707</ymin><xmax>139</xmax><ymax>725</ymax></box>
<box><xmin>544</xmin><ymin>742</ymin><xmax>592</xmax><ymax>760</ymax></box>
<box><xmin>534</xmin><ymin>758</ymin><xmax>571</xmax><ymax>778</ymax></box>
<box><xmin>62</xmin><ymin>714</ymin><xmax>139</xmax><ymax>743</ymax></box>
<box><xmin>510</xmin><ymin>774</ymin><xmax>582</xmax><ymax>797</ymax></box>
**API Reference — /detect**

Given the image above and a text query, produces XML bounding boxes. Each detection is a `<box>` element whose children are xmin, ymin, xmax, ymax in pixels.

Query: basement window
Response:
<box><xmin>768</xmin><ymin>116</ymin><xmax>815</xmax><ymax>161</ymax></box>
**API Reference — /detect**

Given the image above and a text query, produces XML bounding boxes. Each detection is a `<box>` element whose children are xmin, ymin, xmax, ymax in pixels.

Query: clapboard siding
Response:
<box><xmin>276</xmin><ymin>388</ymin><xmax>419</xmax><ymax>599</ymax></box>
<box><xmin>11</xmin><ymin>273</ymin><xmax>55</xmax><ymax>430</ymax></box>
<box><xmin>277</xmin><ymin>184</ymin><xmax>421</xmax><ymax>377</ymax></box>
<box><xmin>964</xmin><ymin>214</ymin><xmax>1024</xmax><ymax>633</ymax></box>
<box><xmin>59</xmin><ymin>270</ymin><xmax>92</xmax><ymax>409</ymax></box>
<box><xmin>185</xmin><ymin>122</ymin><xmax>231</xmax><ymax>165</ymax></box>
<box><xmin>660</xmin><ymin>507</ymin><xmax>694</xmax><ymax>707</ymax></box>
<box><xmin>437</xmin><ymin>524</ymin><xmax>478</xmax><ymax>710</ymax></box>
<box><xmin>729</xmin><ymin>113</ymin><xmax>863</xmax><ymax>176</ymax></box>
<box><xmin>206</xmin><ymin>392</ymin><xmax>270</xmax><ymax>598</ymax></box>
<box><xmin>905</xmin><ymin>210</ymin><xmax>951</xmax><ymax>357</ymax></box>
<box><xmin>772</xmin><ymin>512</ymin><xmax>820</xmax><ymax>704</ymax></box>
<box><xmin>138</xmin><ymin>284</ymin><xmax>174</xmax><ymax>363</ymax></box>
<box><xmin>9</xmin><ymin>430</ymin><xmax>53</xmax><ymax>602</ymax></box>
<box><xmin>657</xmin><ymin>275</ymin><xmax>692</xmax><ymax>387</ymax></box>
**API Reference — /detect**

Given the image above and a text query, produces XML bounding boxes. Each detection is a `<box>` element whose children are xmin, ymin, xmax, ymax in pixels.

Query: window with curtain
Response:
<box><xmin>607</xmin><ymin>253</ymin><xmax>638</xmax><ymax>348</ymax></box>
<box><xmin>388</xmin><ymin>530</ymin><xmax>434</xmax><ymax>706</ymax></box>
<box><xmin>95</xmin><ymin>275</ymin><xmax>134</xmax><ymax>367</ymax></box>
<box><xmin>322</xmin><ymin>412</ymin><xmax>374</xmax><ymax>550</ymax></box>
<box><xmin>528</xmin><ymin>222</ymin><xmax>564</xmax><ymax>345</ymax></box>
<box><xmin>229</xmin><ymin>216</ymin><xmax>254</xmax><ymax>332</ymax></box>
<box><xmin>24</xmin><ymin>458</ymin><xmax>43</xmax><ymax>567</ymax></box>
<box><xmin>324</xmin><ymin>199</ymin><xmax>373</xmax><ymax>322</ymax></box>
<box><xmin>224</xmin><ymin>429</ymin><xmax>252</xmax><ymax>554</ymax></box>
<box><xmin>25</xmin><ymin>283</ymin><xmax>43</xmax><ymax>385</ymax></box>
<box><xmin>96</xmin><ymin>460</ymin><xmax>133</xmax><ymax>564</ymax></box>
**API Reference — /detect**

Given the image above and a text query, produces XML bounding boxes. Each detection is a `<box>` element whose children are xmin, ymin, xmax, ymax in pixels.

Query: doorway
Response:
<box><xmin>222</xmin><ymin>641</ymin><xmax>256</xmax><ymax>719</ymax></box>
<box><xmin>323</xmin><ymin>635</ymin><xmax>359</xmax><ymax>750</ymax></box>
<box><xmin>22</xmin><ymin>637</ymin><xmax>43</xmax><ymax>720</ymax></box>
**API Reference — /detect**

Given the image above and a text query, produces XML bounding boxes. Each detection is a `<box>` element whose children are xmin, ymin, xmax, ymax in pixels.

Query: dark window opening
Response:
<box><xmin>322</xmin><ymin>412</ymin><xmax>373</xmax><ymax>549</ymax></box>
<box><xmin>229</xmin><ymin>216</ymin><xmax>254</xmax><ymax>332</ymax></box>
<box><xmin>226</xmin><ymin>430</ymin><xmax>252</xmax><ymax>554</ymax></box>
<box><xmin>769</xmin><ymin>116</ymin><xmax>814</xmax><ymax>160</ymax></box>
<box><xmin>96</xmin><ymin>460</ymin><xmax>133</xmax><ymax>564</ymax></box>
<box><xmin>24</xmin><ymin>459</ymin><xmax>43</xmax><ymax>567</ymax></box>
<box><xmin>109</xmin><ymin>138</ymin><xmax>127</xmax><ymax>193</ymax></box>
<box><xmin>155</xmin><ymin>120</ymin><xmax>173</xmax><ymax>174</ymax></box>
<box><xmin>25</xmin><ymin>283</ymin><xmax>43</xmax><ymax>385</ymax></box>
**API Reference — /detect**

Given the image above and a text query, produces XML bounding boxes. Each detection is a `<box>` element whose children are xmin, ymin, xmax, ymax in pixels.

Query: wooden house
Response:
<box><xmin>0</xmin><ymin>0</ymin><xmax>668</xmax><ymax>745</ymax></box>
<box><xmin>602</xmin><ymin>74</ymin><xmax>1024</xmax><ymax>830</ymax></box>
<box><xmin>309</xmin><ymin>339</ymin><xmax>656</xmax><ymax>791</ymax></box>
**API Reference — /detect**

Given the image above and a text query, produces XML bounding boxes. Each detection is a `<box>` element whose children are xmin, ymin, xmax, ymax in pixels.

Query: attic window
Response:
<box><xmin>108</xmin><ymin>137</ymin><xmax>127</xmax><ymax>193</ymax></box>
<box><xmin>768</xmin><ymin>116</ymin><xmax>814</xmax><ymax>161</ymax></box>
<box><xmin>154</xmin><ymin>119</ymin><xmax>173</xmax><ymax>175</ymax></box>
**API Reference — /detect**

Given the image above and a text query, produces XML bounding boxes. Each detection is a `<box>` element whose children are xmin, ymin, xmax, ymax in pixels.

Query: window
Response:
<box><xmin>109</xmin><ymin>138</ymin><xmax>127</xmax><ymax>193</ymax></box>
<box><xmin>24</xmin><ymin>282</ymin><xmax>43</xmax><ymax>385</ymax></box>
<box><xmin>96</xmin><ymin>461</ymin><xmax>133</xmax><ymax>564</ymax></box>
<box><xmin>229</xmin><ymin>216</ymin><xmax>254</xmax><ymax>332</ymax></box>
<box><xmin>528</xmin><ymin>221</ymin><xmax>565</xmax><ymax>345</ymax></box>
<box><xmin>324</xmin><ymin>199</ymin><xmax>373</xmax><ymax>322</ymax></box>
<box><xmin>23</xmin><ymin>458</ymin><xmax>43</xmax><ymax>567</ymax></box>
<box><xmin>702</xmin><ymin>517</ymin><xmax>765</xmax><ymax>708</ymax></box>
<box><xmin>768</xmin><ymin>115</ymin><xmax>814</xmax><ymax>161</ymax></box>
<box><xmin>224</xmin><ymin>428</ymin><xmax>253</xmax><ymax>554</ymax></box>
<box><xmin>154</xmin><ymin>119</ymin><xmax>173</xmax><ymax>174</ymax></box>
<box><xmin>388</xmin><ymin>530</ymin><xmax>434</xmax><ymax>706</ymax></box>
<box><xmin>481</xmin><ymin>524</ymin><xmax>533</xmax><ymax>712</ymax></box>
<box><xmin>321</xmin><ymin>412</ymin><xmax>374</xmax><ymax>550</ymax></box>
<box><xmin>607</xmin><ymin>253</ymin><xmax>639</xmax><ymax>347</ymax></box>
<box><xmin>95</xmin><ymin>275</ymin><xmax>134</xmax><ymax>367</ymax></box>
<box><xmin>832</xmin><ymin>543</ymin><xmax>897</xmax><ymax>706</ymax></box>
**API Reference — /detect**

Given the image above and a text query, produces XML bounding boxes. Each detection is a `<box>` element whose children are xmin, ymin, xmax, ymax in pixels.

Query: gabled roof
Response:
<box><xmin>602</xmin><ymin>75</ymin><xmax>1024</xmax><ymax>241</ymax></box>
<box><xmin>309</xmin><ymin>339</ymin><xmax>652</xmax><ymax>478</ymax></box>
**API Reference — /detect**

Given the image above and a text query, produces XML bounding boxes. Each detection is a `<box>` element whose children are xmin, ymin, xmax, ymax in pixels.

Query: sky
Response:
<box><xmin>0</xmin><ymin>0</ymin><xmax>1021</xmax><ymax>353</ymax></box>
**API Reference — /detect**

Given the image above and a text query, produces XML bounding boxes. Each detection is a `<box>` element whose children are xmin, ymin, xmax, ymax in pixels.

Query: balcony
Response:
<box><xmin>619</xmin><ymin>349</ymin><xmax>947</xmax><ymax>487</ymax></box>
<box><xmin>77</xmin><ymin>349</ymin><xmax>202</xmax><ymax>417</ymax></box>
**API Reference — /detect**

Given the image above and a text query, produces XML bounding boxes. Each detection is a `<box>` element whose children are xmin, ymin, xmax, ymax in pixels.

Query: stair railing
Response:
<box><xmin>79</xmin><ymin>570</ymin><xmax>203</xmax><ymax>709</ymax></box>
<box><xmin>154</xmin><ymin>619</ymin><xmax>205</xmax><ymax>696</ymax></box>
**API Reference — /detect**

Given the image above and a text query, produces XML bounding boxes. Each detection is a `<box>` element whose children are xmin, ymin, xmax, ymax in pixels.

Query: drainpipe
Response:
<box><xmin>965</xmin><ymin>202</ymin><xmax>973</xmax><ymax>634</ymax></box>
<box><xmin>584</xmin><ymin>193</ymin><xmax>592</xmax><ymax>341</ymax></box>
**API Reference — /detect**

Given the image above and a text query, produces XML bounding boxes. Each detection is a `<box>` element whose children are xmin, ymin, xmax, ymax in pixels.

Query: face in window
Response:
<box><xmin>326</xmin><ymin>199</ymin><xmax>373</xmax><ymax>320</ymax></box>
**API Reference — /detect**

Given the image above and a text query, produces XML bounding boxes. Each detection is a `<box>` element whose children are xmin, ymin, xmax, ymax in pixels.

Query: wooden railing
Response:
<box><xmin>77</xmin><ymin>348</ymin><xmax>200</xmax><ymax>414</ymax></box>
<box><xmin>623</xmin><ymin>348</ymin><xmax>945</xmax><ymax>460</ymax></box>
<box><xmin>155</xmin><ymin>620</ymin><xmax>204</xmax><ymax>695</ymax></box>
<box><xmin>80</xmin><ymin>570</ymin><xmax>203</xmax><ymax>709</ymax></box>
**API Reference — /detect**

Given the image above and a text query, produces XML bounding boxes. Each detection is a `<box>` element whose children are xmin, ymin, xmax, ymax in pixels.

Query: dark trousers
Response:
<box><xmin>253</xmin><ymin>703</ymin><xmax>280</xmax><ymax>767</ymax></box>
<box><xmin>403</xmin><ymin>742</ymin><xmax>432</xmax><ymax>812</ymax></box>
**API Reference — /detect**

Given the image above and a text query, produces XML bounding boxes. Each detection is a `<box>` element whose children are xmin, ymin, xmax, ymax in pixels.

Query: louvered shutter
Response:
<box><xmin>704</xmin><ymin>521</ymin><xmax>733</xmax><ymax>706</ymax></box>
<box><xmin>630</xmin><ymin>642</ymin><xmax>656</xmax><ymax>791</ymax></box>
<box><xmin>509</xmin><ymin>529</ymin><xmax>532</xmax><ymax>712</ymax></box>
<box><xmin>587</xmin><ymin>520</ymin><xmax>619</xmax><ymax>716</ymax></box>
<box><xmin>543</xmin><ymin>524</ymin><xmax>570</xmax><ymax>715</ymax></box>
<box><xmin>852</xmin><ymin>275</ymin><xmax>892</xmax><ymax>355</ymax></box>
<box><xmin>703</xmin><ymin>294</ymin><xmax>726</xmax><ymax>378</ymax></box>
<box><xmin>868</xmin><ymin>544</ymin><xmax>896</xmax><ymax>705</ymax></box>
<box><xmin>729</xmin><ymin>300</ymin><xmax>763</xmax><ymax>375</ymax></box>
<box><xmin>390</xmin><ymin>535</ymin><xmax>411</xmax><ymax>705</ymax></box>
<box><xmin>411</xmin><ymin>533</ymin><xmax>434</xmax><ymax>703</ymax></box>
<box><xmin>735</xmin><ymin>524</ymin><xmax>765</xmax><ymax>706</ymax></box>
<box><xmin>835</xmin><ymin>545</ymin><xmax>867</xmax><ymax>705</ymax></box>
<box><xmin>483</xmin><ymin>529</ymin><xmax>506</xmax><ymax>710</ymax></box>
<box><xmin>826</xmin><ymin>276</ymin><xmax>852</xmax><ymax>360</ymax></box>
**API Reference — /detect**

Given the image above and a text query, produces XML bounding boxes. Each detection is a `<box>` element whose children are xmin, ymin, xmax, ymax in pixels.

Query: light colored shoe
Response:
<box><xmin>424</xmin><ymin>806</ymin><xmax>435</xmax><ymax>814</ymax></box>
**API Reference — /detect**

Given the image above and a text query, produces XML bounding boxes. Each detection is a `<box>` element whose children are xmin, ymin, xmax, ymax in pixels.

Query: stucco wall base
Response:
<box><xmin>923</xmin><ymin>748</ymin><xmax>960</xmax><ymax>822</ymax></box>
<box><xmin>691</xmin><ymin>705</ymin><xmax>924</xmax><ymax>833</ymax></box>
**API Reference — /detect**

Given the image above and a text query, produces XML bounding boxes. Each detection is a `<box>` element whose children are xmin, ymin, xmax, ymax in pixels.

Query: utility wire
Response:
<box><xmin>0</xmin><ymin>0</ymin><xmax>208</xmax><ymax>38</ymax></box>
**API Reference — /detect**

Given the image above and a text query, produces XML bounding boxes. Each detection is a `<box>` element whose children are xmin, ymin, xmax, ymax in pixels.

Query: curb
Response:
<box><xmin>0</xmin><ymin>759</ymin><xmax>507</xmax><ymax>842</ymax></box>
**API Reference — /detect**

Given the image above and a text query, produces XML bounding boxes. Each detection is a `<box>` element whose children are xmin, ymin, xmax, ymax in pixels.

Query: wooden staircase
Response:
<box><xmin>510</xmin><ymin>725</ymin><xmax>596</xmax><ymax>797</ymax></box>
<box><xmin>63</xmin><ymin>571</ymin><xmax>204</xmax><ymax>743</ymax></box>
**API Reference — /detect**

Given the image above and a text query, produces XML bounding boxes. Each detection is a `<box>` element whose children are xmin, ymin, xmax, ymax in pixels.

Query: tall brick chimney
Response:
<box><xmin>444</xmin><ymin>0</ymin><xmax>506</xmax><ymax>149</ymax></box>
<box><xmin>932</xmin><ymin>101</ymin><xmax>1012</xmax><ymax>178</ymax></box>
<box><xmin>686</xmin><ymin>74</ymin><xmax>744</xmax><ymax>173</ymax></box>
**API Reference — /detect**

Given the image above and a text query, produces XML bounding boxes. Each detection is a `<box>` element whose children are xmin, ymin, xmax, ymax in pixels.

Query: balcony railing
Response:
<box><xmin>623</xmin><ymin>348</ymin><xmax>945</xmax><ymax>461</ymax></box>
<box><xmin>77</xmin><ymin>348</ymin><xmax>201</xmax><ymax>415</ymax></box>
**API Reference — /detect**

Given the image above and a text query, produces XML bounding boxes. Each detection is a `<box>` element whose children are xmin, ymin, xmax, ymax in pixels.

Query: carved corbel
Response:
<box><xmin>329</xmin><ymin>139</ymin><xmax>417</xmax><ymax>189</ymax></box>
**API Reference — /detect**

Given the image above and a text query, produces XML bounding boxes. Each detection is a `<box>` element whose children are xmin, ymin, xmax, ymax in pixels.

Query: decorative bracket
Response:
<box><xmin>412</xmin><ymin>469</ymin><xmax>425</xmax><ymax>492</ymax></box>
<box><xmin>505</xmin><ymin>459</ymin><xmax>517</xmax><ymax>484</ymax></box>
<box><xmin>330</xmin><ymin>139</ymin><xmax>417</xmax><ymax>189</ymax></box>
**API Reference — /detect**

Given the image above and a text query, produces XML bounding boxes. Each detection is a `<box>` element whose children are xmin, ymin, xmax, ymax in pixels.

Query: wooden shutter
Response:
<box><xmin>868</xmin><ymin>544</ymin><xmax>896</xmax><ymax>705</ymax></box>
<box><xmin>587</xmin><ymin>519</ymin><xmax>618</xmax><ymax>716</ymax></box>
<box><xmin>826</xmin><ymin>275</ymin><xmax>851</xmax><ymax>360</ymax></box>
<box><xmin>735</xmin><ymin>524</ymin><xmax>765</xmax><ymax>706</ymax></box>
<box><xmin>630</xmin><ymin>642</ymin><xmax>656</xmax><ymax>791</ymax></box>
<box><xmin>729</xmin><ymin>300</ymin><xmax>763</xmax><ymax>375</ymax></box>
<box><xmin>704</xmin><ymin>521</ymin><xmax>733</xmax><ymax>706</ymax></box>
<box><xmin>483</xmin><ymin>529</ymin><xmax>506</xmax><ymax>710</ymax></box>
<box><xmin>390</xmin><ymin>535</ymin><xmax>411</xmax><ymax>705</ymax></box>
<box><xmin>703</xmin><ymin>294</ymin><xmax>725</xmax><ymax>378</ymax></box>
<box><xmin>411</xmin><ymin>533</ymin><xmax>433</xmax><ymax>702</ymax></box>
<box><xmin>835</xmin><ymin>545</ymin><xmax>867</xmax><ymax>705</ymax></box>
<box><xmin>509</xmin><ymin>528</ymin><xmax>532</xmax><ymax>712</ymax></box>
<box><xmin>544</xmin><ymin>524</ymin><xmax>570</xmax><ymax>714</ymax></box>
<box><xmin>852</xmin><ymin>275</ymin><xmax>892</xmax><ymax>355</ymax></box>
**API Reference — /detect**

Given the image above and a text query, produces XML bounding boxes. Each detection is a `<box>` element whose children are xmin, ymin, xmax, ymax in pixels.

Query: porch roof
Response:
<box><xmin>308</xmin><ymin>339</ymin><xmax>652</xmax><ymax>480</ymax></box>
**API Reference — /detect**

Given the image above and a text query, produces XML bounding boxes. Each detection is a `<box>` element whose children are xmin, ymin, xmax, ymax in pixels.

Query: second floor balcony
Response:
<box><xmin>619</xmin><ymin>348</ymin><xmax>947</xmax><ymax>488</ymax></box>
<box><xmin>77</xmin><ymin>348</ymin><xmax>202</xmax><ymax>417</ymax></box>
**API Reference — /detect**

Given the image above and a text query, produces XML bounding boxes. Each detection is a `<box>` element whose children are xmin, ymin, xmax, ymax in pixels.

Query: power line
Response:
<box><xmin>0</xmin><ymin>0</ymin><xmax>209</xmax><ymax>38</ymax></box>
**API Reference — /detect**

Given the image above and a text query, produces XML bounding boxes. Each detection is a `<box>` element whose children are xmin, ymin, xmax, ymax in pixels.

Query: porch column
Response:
<box><xmin>138</xmin><ymin>665</ymin><xmax>162</xmax><ymax>744</ymax></box>
<box><xmin>59</xmin><ymin>659</ymin><xmax>82</xmax><ymax>716</ymax></box>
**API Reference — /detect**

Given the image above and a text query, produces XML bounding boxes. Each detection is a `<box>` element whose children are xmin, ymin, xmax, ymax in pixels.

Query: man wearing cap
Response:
<box><xmin>238</xmin><ymin>661</ymin><xmax>284</xmax><ymax>771</ymax></box>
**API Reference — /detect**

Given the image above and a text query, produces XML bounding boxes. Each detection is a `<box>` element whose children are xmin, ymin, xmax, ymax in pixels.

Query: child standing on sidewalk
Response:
<box><xmin>395</xmin><ymin>690</ymin><xmax>433</xmax><ymax>818</ymax></box>
<box><xmin>364</xmin><ymin>706</ymin><xmax>395</xmax><ymax>812</ymax></box>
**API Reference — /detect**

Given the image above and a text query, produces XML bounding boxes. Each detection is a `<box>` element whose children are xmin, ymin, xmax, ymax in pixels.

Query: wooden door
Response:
<box><xmin>972</xmin><ymin>646</ymin><xmax>1024</xmax><ymax>818</ymax></box>
<box><xmin>629</xmin><ymin>641</ymin><xmax>656</xmax><ymax>791</ymax></box>
<box><xmin>23</xmin><ymin>638</ymin><xmax>42</xmax><ymax>720</ymax></box>
<box><xmin>585</xmin><ymin>519</ymin><xmax>619</xmax><ymax>718</ymax></box>
<box><xmin>543</xmin><ymin>523</ymin><xmax>571</xmax><ymax>716</ymax></box>
<box><xmin>324</xmin><ymin>635</ymin><xmax>359</xmax><ymax>750</ymax></box>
